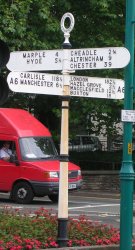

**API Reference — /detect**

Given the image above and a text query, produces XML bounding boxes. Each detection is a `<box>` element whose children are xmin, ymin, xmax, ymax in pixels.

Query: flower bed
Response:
<box><xmin>0</xmin><ymin>207</ymin><xmax>121</xmax><ymax>249</ymax></box>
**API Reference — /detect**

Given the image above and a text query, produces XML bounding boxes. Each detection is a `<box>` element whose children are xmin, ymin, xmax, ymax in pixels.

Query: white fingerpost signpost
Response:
<box><xmin>57</xmin><ymin>12</ymin><xmax>75</xmax><ymax>247</ymax></box>
<box><xmin>6</xmin><ymin>12</ymin><xmax>130</xmax><ymax>248</ymax></box>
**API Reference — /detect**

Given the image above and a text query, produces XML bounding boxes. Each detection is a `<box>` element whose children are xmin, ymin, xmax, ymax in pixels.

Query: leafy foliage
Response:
<box><xmin>0</xmin><ymin>0</ymin><xmax>126</xmax><ymax>139</ymax></box>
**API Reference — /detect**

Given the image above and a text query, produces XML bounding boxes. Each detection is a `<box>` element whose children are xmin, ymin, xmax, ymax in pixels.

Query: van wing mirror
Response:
<box><xmin>10</xmin><ymin>155</ymin><xmax>20</xmax><ymax>166</ymax></box>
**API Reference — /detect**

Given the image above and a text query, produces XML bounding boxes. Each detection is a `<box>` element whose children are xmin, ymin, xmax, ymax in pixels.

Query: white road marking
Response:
<box><xmin>0</xmin><ymin>206</ymin><xmax>23</xmax><ymax>209</ymax></box>
<box><xmin>68</xmin><ymin>203</ymin><xmax>120</xmax><ymax>210</ymax></box>
<box><xmin>99</xmin><ymin>213</ymin><xmax>118</xmax><ymax>217</ymax></box>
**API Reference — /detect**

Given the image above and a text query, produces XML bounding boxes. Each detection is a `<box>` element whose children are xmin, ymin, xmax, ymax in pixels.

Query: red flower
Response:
<box><xmin>26</xmin><ymin>245</ymin><xmax>33</xmax><ymax>250</ymax></box>
<box><xmin>50</xmin><ymin>241</ymin><xmax>58</xmax><ymax>247</ymax></box>
<box><xmin>96</xmin><ymin>239</ymin><xmax>103</xmax><ymax>245</ymax></box>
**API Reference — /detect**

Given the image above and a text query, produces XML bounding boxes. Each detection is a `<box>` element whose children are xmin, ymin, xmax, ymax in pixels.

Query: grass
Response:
<box><xmin>0</xmin><ymin>206</ymin><xmax>122</xmax><ymax>249</ymax></box>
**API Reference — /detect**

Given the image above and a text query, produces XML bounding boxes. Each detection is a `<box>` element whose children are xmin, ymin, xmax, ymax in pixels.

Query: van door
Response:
<box><xmin>0</xmin><ymin>139</ymin><xmax>20</xmax><ymax>192</ymax></box>
<box><xmin>0</xmin><ymin>160</ymin><xmax>20</xmax><ymax>191</ymax></box>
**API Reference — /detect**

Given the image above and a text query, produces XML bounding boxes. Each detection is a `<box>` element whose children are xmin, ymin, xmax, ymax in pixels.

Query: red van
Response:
<box><xmin>0</xmin><ymin>108</ymin><xmax>82</xmax><ymax>204</ymax></box>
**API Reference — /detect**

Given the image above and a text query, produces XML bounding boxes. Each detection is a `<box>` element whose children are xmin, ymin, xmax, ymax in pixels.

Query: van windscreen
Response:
<box><xmin>19</xmin><ymin>137</ymin><xmax>58</xmax><ymax>161</ymax></box>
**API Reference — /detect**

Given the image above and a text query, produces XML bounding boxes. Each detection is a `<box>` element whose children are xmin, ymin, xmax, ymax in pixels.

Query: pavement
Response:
<box><xmin>70</xmin><ymin>189</ymin><xmax>120</xmax><ymax>199</ymax></box>
<box><xmin>70</xmin><ymin>189</ymin><xmax>135</xmax><ymax>215</ymax></box>
<box><xmin>43</xmin><ymin>246</ymin><xmax>135</xmax><ymax>250</ymax></box>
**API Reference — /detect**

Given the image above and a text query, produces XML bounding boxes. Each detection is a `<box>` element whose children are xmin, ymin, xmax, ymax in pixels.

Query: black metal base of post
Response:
<box><xmin>62</xmin><ymin>42</ymin><xmax>72</xmax><ymax>49</ymax></box>
<box><xmin>57</xmin><ymin>218</ymin><xmax>68</xmax><ymax>247</ymax></box>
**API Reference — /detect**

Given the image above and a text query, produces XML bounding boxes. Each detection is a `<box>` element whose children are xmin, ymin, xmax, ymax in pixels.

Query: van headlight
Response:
<box><xmin>78</xmin><ymin>170</ymin><xmax>81</xmax><ymax>176</ymax></box>
<box><xmin>49</xmin><ymin>171</ymin><xmax>58</xmax><ymax>178</ymax></box>
<box><xmin>44</xmin><ymin>171</ymin><xmax>58</xmax><ymax>178</ymax></box>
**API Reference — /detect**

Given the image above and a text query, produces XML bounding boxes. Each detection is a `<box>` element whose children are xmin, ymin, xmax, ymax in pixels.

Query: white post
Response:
<box><xmin>57</xmin><ymin>13</ymin><xmax>74</xmax><ymax>247</ymax></box>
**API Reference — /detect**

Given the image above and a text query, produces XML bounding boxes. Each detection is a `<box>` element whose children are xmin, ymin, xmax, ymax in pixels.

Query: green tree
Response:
<box><xmin>0</xmin><ymin>0</ymin><xmax>126</xmax><ymax>140</ymax></box>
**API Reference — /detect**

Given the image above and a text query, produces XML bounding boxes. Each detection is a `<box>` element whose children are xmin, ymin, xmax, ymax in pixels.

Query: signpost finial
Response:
<box><xmin>61</xmin><ymin>13</ymin><xmax>74</xmax><ymax>47</ymax></box>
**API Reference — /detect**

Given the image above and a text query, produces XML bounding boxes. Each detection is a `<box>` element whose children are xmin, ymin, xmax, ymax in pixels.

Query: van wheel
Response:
<box><xmin>48</xmin><ymin>194</ymin><xmax>58</xmax><ymax>203</ymax></box>
<box><xmin>11</xmin><ymin>182</ymin><xmax>34</xmax><ymax>204</ymax></box>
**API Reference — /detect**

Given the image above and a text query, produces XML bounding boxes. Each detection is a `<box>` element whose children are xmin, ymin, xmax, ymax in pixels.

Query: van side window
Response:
<box><xmin>0</xmin><ymin>140</ymin><xmax>16</xmax><ymax>161</ymax></box>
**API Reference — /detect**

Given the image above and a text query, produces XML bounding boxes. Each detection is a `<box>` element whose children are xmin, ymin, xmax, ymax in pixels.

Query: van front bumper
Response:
<box><xmin>30</xmin><ymin>179</ymin><xmax>83</xmax><ymax>197</ymax></box>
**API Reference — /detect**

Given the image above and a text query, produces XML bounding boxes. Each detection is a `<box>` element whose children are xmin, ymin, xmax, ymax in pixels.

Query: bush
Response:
<box><xmin>0</xmin><ymin>207</ymin><xmax>121</xmax><ymax>249</ymax></box>
<box><xmin>69</xmin><ymin>151</ymin><xmax>123</xmax><ymax>170</ymax></box>
<box><xmin>69</xmin><ymin>150</ymin><xmax>135</xmax><ymax>170</ymax></box>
